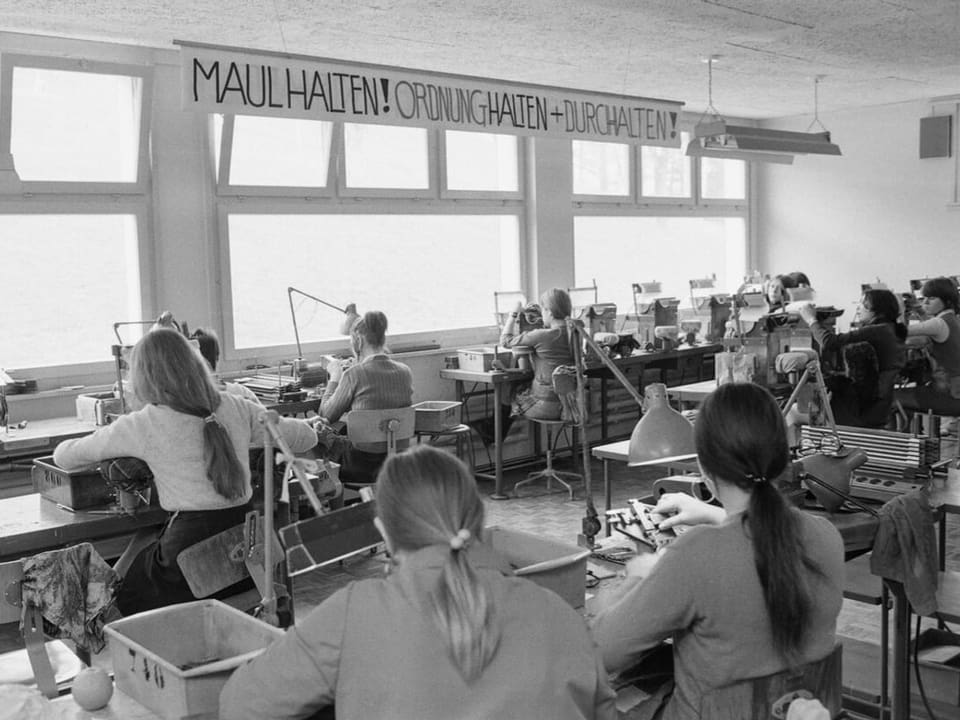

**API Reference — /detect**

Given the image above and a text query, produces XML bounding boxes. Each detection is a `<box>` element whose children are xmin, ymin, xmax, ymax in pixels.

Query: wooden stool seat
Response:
<box><xmin>415</xmin><ymin>424</ymin><xmax>476</xmax><ymax>471</ymax></box>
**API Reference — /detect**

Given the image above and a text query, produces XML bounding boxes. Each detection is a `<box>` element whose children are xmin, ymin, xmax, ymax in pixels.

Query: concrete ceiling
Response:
<box><xmin>1</xmin><ymin>0</ymin><xmax>958</xmax><ymax>119</ymax></box>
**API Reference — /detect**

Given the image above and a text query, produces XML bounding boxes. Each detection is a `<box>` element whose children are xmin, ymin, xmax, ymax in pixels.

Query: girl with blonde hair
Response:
<box><xmin>54</xmin><ymin>328</ymin><xmax>318</xmax><ymax>614</ymax></box>
<box><xmin>220</xmin><ymin>445</ymin><xmax>616</xmax><ymax>720</ymax></box>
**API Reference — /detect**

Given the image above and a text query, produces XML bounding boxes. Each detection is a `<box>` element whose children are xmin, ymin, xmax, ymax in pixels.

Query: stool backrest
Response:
<box><xmin>347</xmin><ymin>407</ymin><xmax>416</xmax><ymax>453</ymax></box>
<box><xmin>699</xmin><ymin>643</ymin><xmax>842</xmax><ymax>720</ymax></box>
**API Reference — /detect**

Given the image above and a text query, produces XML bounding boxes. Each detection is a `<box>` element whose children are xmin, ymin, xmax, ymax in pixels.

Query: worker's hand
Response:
<box><xmin>624</xmin><ymin>548</ymin><xmax>664</xmax><ymax>581</ymax></box>
<box><xmin>797</xmin><ymin>302</ymin><xmax>818</xmax><ymax>326</ymax></box>
<box><xmin>654</xmin><ymin>492</ymin><xmax>725</xmax><ymax>529</ymax></box>
<box><xmin>327</xmin><ymin>360</ymin><xmax>345</xmax><ymax>383</ymax></box>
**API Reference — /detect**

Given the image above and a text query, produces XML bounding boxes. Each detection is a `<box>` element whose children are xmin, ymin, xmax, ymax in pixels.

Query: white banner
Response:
<box><xmin>178</xmin><ymin>41</ymin><xmax>683</xmax><ymax>147</ymax></box>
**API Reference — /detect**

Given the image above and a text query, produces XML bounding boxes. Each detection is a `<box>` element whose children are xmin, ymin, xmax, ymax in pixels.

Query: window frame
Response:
<box><xmin>439</xmin><ymin>129</ymin><xmax>524</xmax><ymax>201</ymax></box>
<box><xmin>0</xmin><ymin>53</ymin><xmax>153</xmax><ymax>195</ymax></box>
<box><xmin>336</xmin><ymin>123</ymin><xmax>439</xmax><ymax>199</ymax></box>
<box><xmin>0</xmin><ymin>197</ymin><xmax>153</xmax><ymax>382</ymax></box>
<box><xmin>215</xmin><ymin>197</ymin><xmax>526</xmax><ymax>361</ymax></box>
<box><xmin>214</xmin><ymin>113</ymin><xmax>338</xmax><ymax>198</ymax></box>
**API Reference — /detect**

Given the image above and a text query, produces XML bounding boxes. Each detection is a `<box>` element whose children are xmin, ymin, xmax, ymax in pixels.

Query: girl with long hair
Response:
<box><xmin>799</xmin><ymin>288</ymin><xmax>907</xmax><ymax>427</ymax></box>
<box><xmin>592</xmin><ymin>383</ymin><xmax>844</xmax><ymax>720</ymax></box>
<box><xmin>54</xmin><ymin>328</ymin><xmax>317</xmax><ymax>614</ymax></box>
<box><xmin>220</xmin><ymin>445</ymin><xmax>616</xmax><ymax>720</ymax></box>
<box><xmin>902</xmin><ymin>277</ymin><xmax>960</xmax><ymax>406</ymax></box>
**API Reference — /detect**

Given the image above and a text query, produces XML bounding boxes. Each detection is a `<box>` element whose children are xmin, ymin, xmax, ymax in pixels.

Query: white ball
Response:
<box><xmin>71</xmin><ymin>667</ymin><xmax>114</xmax><ymax>711</ymax></box>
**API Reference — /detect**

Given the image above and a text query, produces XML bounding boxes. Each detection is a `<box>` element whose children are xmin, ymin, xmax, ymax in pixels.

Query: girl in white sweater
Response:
<box><xmin>54</xmin><ymin>328</ymin><xmax>317</xmax><ymax>615</ymax></box>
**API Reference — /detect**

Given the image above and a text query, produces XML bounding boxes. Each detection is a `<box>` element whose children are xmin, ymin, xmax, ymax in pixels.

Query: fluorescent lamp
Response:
<box><xmin>686</xmin><ymin>140</ymin><xmax>794</xmax><ymax>165</ymax></box>
<box><xmin>687</xmin><ymin>122</ymin><xmax>841</xmax><ymax>163</ymax></box>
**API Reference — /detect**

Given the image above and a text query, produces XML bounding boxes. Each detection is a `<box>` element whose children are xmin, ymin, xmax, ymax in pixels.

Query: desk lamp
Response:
<box><xmin>566</xmin><ymin>319</ymin><xmax>696</xmax><ymax>548</ymax></box>
<box><xmin>783</xmin><ymin>358</ymin><xmax>874</xmax><ymax>515</ymax></box>
<box><xmin>287</xmin><ymin>287</ymin><xmax>359</xmax><ymax>373</ymax></box>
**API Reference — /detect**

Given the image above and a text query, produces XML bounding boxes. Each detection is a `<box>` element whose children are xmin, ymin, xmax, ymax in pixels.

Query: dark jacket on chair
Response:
<box><xmin>869</xmin><ymin>489</ymin><xmax>939</xmax><ymax>616</ymax></box>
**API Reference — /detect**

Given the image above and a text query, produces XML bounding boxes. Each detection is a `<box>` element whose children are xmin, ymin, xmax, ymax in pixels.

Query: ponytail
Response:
<box><xmin>696</xmin><ymin>382</ymin><xmax>822</xmax><ymax>662</ymax></box>
<box><xmin>375</xmin><ymin>446</ymin><xmax>499</xmax><ymax>681</ymax></box>
<box><xmin>202</xmin><ymin>413</ymin><xmax>246</xmax><ymax>500</ymax></box>
<box><xmin>433</xmin><ymin>532</ymin><xmax>498</xmax><ymax>682</ymax></box>
<box><xmin>746</xmin><ymin>481</ymin><xmax>819</xmax><ymax>662</ymax></box>
<box><xmin>130</xmin><ymin>328</ymin><xmax>246</xmax><ymax>500</ymax></box>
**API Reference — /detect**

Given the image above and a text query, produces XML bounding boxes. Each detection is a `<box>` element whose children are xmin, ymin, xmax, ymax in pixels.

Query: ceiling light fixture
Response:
<box><xmin>686</xmin><ymin>61</ymin><xmax>841</xmax><ymax>163</ymax></box>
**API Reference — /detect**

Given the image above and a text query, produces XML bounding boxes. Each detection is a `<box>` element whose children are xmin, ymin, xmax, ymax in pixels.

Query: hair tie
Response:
<box><xmin>449</xmin><ymin>528</ymin><xmax>471</xmax><ymax>551</ymax></box>
<box><xmin>203</xmin><ymin>413</ymin><xmax>218</xmax><ymax>425</ymax></box>
<box><xmin>746</xmin><ymin>473</ymin><xmax>767</xmax><ymax>484</ymax></box>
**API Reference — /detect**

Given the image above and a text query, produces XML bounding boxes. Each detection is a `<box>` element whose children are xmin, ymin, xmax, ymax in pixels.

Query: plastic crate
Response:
<box><xmin>32</xmin><ymin>456</ymin><xmax>114</xmax><ymax>510</ymax></box>
<box><xmin>457</xmin><ymin>347</ymin><xmax>512</xmax><ymax>372</ymax></box>
<box><xmin>412</xmin><ymin>400</ymin><xmax>462</xmax><ymax>432</ymax></box>
<box><xmin>104</xmin><ymin>600</ymin><xmax>284</xmax><ymax>720</ymax></box>
<box><xmin>486</xmin><ymin>525</ymin><xmax>591</xmax><ymax>609</ymax></box>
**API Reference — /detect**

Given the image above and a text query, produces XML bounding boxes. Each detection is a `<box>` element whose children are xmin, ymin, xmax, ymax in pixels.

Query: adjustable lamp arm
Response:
<box><xmin>288</xmin><ymin>286</ymin><xmax>356</xmax><ymax>359</ymax></box>
<box><xmin>567</xmin><ymin>320</ymin><xmax>649</xmax><ymax>548</ymax></box>
<box><xmin>568</xmin><ymin>320</ymin><xmax>646</xmax><ymax>407</ymax></box>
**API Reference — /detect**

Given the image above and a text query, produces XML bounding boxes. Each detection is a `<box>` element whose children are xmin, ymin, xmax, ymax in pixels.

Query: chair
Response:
<box><xmin>513</xmin><ymin>366</ymin><xmax>583</xmax><ymax>501</ymax></box>
<box><xmin>343</xmin><ymin>407</ymin><xmax>416</xmax><ymax>490</ymax></box>
<box><xmin>699</xmin><ymin>644</ymin><xmax>843</xmax><ymax>720</ymax></box>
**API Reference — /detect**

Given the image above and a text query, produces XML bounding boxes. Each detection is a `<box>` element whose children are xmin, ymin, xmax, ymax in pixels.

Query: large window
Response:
<box><xmin>216</xmin><ymin>115</ymin><xmax>524</xmax><ymax>354</ymax></box>
<box><xmin>226</xmin><ymin>214</ymin><xmax>520</xmax><ymax>349</ymax></box>
<box><xmin>0</xmin><ymin>214</ymin><xmax>142</xmax><ymax>367</ymax></box>
<box><xmin>573</xmin><ymin>216</ymin><xmax>747</xmax><ymax>313</ymax></box>
<box><xmin>0</xmin><ymin>56</ymin><xmax>150</xmax><ymax>371</ymax></box>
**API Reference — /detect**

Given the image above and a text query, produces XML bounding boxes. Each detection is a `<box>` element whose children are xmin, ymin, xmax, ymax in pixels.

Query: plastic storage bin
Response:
<box><xmin>104</xmin><ymin>600</ymin><xmax>284</xmax><ymax>720</ymax></box>
<box><xmin>412</xmin><ymin>400</ymin><xmax>462</xmax><ymax>432</ymax></box>
<box><xmin>32</xmin><ymin>456</ymin><xmax>114</xmax><ymax>510</ymax></box>
<box><xmin>457</xmin><ymin>347</ymin><xmax>512</xmax><ymax>372</ymax></box>
<box><xmin>486</xmin><ymin>525</ymin><xmax>591</xmax><ymax>609</ymax></box>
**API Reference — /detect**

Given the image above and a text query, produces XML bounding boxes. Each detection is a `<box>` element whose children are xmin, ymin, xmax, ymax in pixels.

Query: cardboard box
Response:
<box><xmin>457</xmin><ymin>347</ymin><xmax>512</xmax><ymax>372</ymax></box>
<box><xmin>104</xmin><ymin>600</ymin><xmax>284</xmax><ymax>720</ymax></box>
<box><xmin>32</xmin><ymin>456</ymin><xmax>114</xmax><ymax>510</ymax></box>
<box><xmin>486</xmin><ymin>525</ymin><xmax>591</xmax><ymax>609</ymax></box>
<box><xmin>413</xmin><ymin>400</ymin><xmax>462</xmax><ymax>432</ymax></box>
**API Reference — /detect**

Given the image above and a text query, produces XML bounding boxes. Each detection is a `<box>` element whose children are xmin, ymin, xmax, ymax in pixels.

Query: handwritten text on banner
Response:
<box><xmin>179</xmin><ymin>43</ymin><xmax>683</xmax><ymax>147</ymax></box>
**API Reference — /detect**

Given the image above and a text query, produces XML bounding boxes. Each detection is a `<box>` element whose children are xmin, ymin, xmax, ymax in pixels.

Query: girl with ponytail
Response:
<box><xmin>221</xmin><ymin>445</ymin><xmax>617</xmax><ymax>720</ymax></box>
<box><xmin>54</xmin><ymin>328</ymin><xmax>318</xmax><ymax>615</ymax></box>
<box><xmin>593</xmin><ymin>383</ymin><xmax>844</xmax><ymax>720</ymax></box>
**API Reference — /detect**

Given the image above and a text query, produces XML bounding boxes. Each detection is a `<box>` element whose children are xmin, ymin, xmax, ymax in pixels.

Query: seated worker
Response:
<box><xmin>591</xmin><ymin>383</ymin><xmax>844</xmax><ymax>720</ymax></box>
<box><xmin>798</xmin><ymin>288</ymin><xmax>906</xmax><ymax>427</ymax></box>
<box><xmin>219</xmin><ymin>445</ymin><xmax>616</xmax><ymax>720</ymax></box>
<box><xmin>764</xmin><ymin>271</ymin><xmax>813</xmax><ymax>312</ymax></box>
<box><xmin>500</xmin><ymin>287</ymin><xmax>575</xmax><ymax>421</ymax></box>
<box><xmin>318</xmin><ymin>310</ymin><xmax>413</xmax><ymax>484</ymax></box>
<box><xmin>899</xmin><ymin>277</ymin><xmax>960</xmax><ymax>413</ymax></box>
<box><xmin>190</xmin><ymin>327</ymin><xmax>262</xmax><ymax>404</ymax></box>
<box><xmin>53</xmin><ymin>329</ymin><xmax>318</xmax><ymax>615</ymax></box>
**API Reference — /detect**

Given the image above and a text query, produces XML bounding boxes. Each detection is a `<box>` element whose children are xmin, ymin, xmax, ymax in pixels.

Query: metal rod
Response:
<box><xmin>288</xmin><ymin>286</ymin><xmax>349</xmax><ymax>360</ymax></box>
<box><xmin>570</xmin><ymin>323</ymin><xmax>600</xmax><ymax>548</ymax></box>
<box><xmin>568</xmin><ymin>319</ymin><xmax>646</xmax><ymax>407</ymax></box>
<box><xmin>261</xmin><ymin>413</ymin><xmax>277</xmax><ymax>625</ymax></box>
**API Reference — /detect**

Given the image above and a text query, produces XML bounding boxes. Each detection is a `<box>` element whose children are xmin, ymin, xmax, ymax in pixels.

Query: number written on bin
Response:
<box><xmin>128</xmin><ymin>648</ymin><xmax>165</xmax><ymax>689</ymax></box>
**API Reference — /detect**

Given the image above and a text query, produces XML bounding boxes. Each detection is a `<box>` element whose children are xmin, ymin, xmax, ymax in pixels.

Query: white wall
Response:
<box><xmin>756</xmin><ymin>99</ymin><xmax>960</xmax><ymax>329</ymax></box>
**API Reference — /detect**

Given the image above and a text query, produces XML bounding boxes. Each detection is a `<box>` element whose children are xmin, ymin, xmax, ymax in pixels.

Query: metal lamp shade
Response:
<box><xmin>627</xmin><ymin>383</ymin><xmax>697</xmax><ymax>466</ymax></box>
